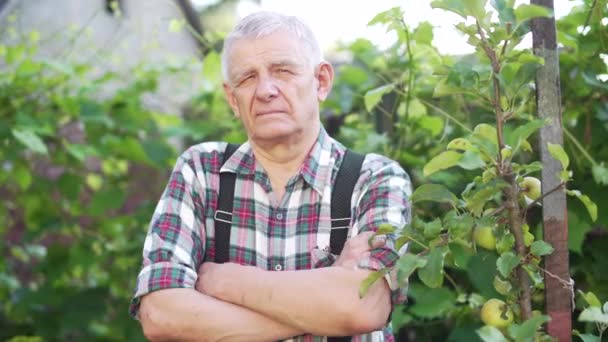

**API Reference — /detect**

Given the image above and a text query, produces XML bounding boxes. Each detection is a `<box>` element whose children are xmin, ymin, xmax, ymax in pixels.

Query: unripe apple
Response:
<box><xmin>474</xmin><ymin>226</ymin><xmax>496</xmax><ymax>250</ymax></box>
<box><xmin>520</xmin><ymin>176</ymin><xmax>541</xmax><ymax>201</ymax></box>
<box><xmin>480</xmin><ymin>298</ymin><xmax>514</xmax><ymax>328</ymax></box>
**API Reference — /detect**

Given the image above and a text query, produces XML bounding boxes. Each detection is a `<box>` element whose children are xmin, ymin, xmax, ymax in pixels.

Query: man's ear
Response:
<box><xmin>315</xmin><ymin>61</ymin><xmax>334</xmax><ymax>102</ymax></box>
<box><xmin>223</xmin><ymin>82</ymin><xmax>240</xmax><ymax>118</ymax></box>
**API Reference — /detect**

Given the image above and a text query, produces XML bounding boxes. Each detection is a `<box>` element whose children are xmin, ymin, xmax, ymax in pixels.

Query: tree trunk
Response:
<box><xmin>530</xmin><ymin>1</ymin><xmax>571</xmax><ymax>340</ymax></box>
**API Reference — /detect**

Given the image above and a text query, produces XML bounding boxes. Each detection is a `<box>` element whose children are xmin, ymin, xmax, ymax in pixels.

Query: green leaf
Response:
<box><xmin>12</xmin><ymin>129</ymin><xmax>48</xmax><ymax>154</ymax></box>
<box><xmin>359</xmin><ymin>270</ymin><xmax>386</xmax><ymax>298</ymax></box>
<box><xmin>578</xmin><ymin>290</ymin><xmax>602</xmax><ymax>308</ymax></box>
<box><xmin>423</xmin><ymin>218</ymin><xmax>443</xmax><ymax>239</ymax></box>
<box><xmin>514</xmin><ymin>4</ymin><xmax>553</xmax><ymax>23</ymax></box>
<box><xmin>573</xmin><ymin>332</ymin><xmax>601</xmax><ymax>342</ymax></box>
<box><xmin>411</xmin><ymin>183</ymin><xmax>458</xmax><ymax>206</ymax></box>
<box><xmin>368</xmin><ymin>7</ymin><xmax>403</xmax><ymax>26</ymax></box>
<box><xmin>477</xmin><ymin>326</ymin><xmax>508</xmax><ymax>342</ymax></box>
<box><xmin>423</xmin><ymin>151</ymin><xmax>463</xmax><ymax>177</ymax></box>
<box><xmin>493</xmin><ymin>275</ymin><xmax>513</xmax><ymax>295</ymax></box>
<box><xmin>491</xmin><ymin>0</ymin><xmax>516</xmax><ymax>25</ymax></box>
<box><xmin>417</xmin><ymin>116</ymin><xmax>444</xmax><ymax>136</ymax></box>
<box><xmin>496</xmin><ymin>251</ymin><xmax>520</xmax><ymax>277</ymax></box>
<box><xmin>473</xmin><ymin>123</ymin><xmax>498</xmax><ymax>147</ymax></box>
<box><xmin>530</xmin><ymin>240</ymin><xmax>554</xmax><ymax>256</ymax></box>
<box><xmin>364</xmin><ymin>84</ymin><xmax>394</xmax><ymax>112</ymax></box>
<box><xmin>507</xmin><ymin>119</ymin><xmax>546</xmax><ymax>153</ymax></box>
<box><xmin>507</xmin><ymin>315</ymin><xmax>551</xmax><ymax>342</ymax></box>
<box><xmin>413</xmin><ymin>22</ymin><xmax>434</xmax><ymax>45</ymax></box>
<box><xmin>547</xmin><ymin>143</ymin><xmax>569</xmax><ymax>170</ymax></box>
<box><xmin>13</xmin><ymin>164</ymin><xmax>32</xmax><ymax>190</ymax></box>
<box><xmin>463</xmin><ymin>0</ymin><xmax>488</xmax><ymax>19</ymax></box>
<box><xmin>496</xmin><ymin>233</ymin><xmax>515</xmax><ymax>255</ymax></box>
<box><xmin>447</xmin><ymin>137</ymin><xmax>474</xmax><ymax>151</ymax></box>
<box><xmin>449</xmin><ymin>243</ymin><xmax>473</xmax><ymax>268</ymax></box>
<box><xmin>458</xmin><ymin>150</ymin><xmax>486</xmax><ymax>170</ymax></box>
<box><xmin>64</xmin><ymin>142</ymin><xmax>97</xmax><ymax>162</ymax></box>
<box><xmin>567</xmin><ymin>190</ymin><xmax>598</xmax><ymax>222</ymax></box>
<box><xmin>578</xmin><ymin>307</ymin><xmax>608</xmax><ymax>324</ymax></box>
<box><xmin>398</xmin><ymin>253</ymin><xmax>428</xmax><ymax>280</ymax></box>
<box><xmin>591</xmin><ymin>163</ymin><xmax>608</xmax><ymax>185</ymax></box>
<box><xmin>408</xmin><ymin>283</ymin><xmax>457</xmax><ymax>318</ymax></box>
<box><xmin>375</xmin><ymin>223</ymin><xmax>396</xmax><ymax>235</ymax></box>
<box><xmin>419</xmin><ymin>246</ymin><xmax>447</xmax><ymax>288</ymax></box>
<box><xmin>431</xmin><ymin>0</ymin><xmax>468</xmax><ymax>18</ymax></box>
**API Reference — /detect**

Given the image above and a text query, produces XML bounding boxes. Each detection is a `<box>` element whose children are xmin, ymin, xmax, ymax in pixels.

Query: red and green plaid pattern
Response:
<box><xmin>131</xmin><ymin>127</ymin><xmax>412</xmax><ymax>342</ymax></box>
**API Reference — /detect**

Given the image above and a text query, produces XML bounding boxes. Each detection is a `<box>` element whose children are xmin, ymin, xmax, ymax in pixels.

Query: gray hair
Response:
<box><xmin>220</xmin><ymin>11</ymin><xmax>323</xmax><ymax>81</ymax></box>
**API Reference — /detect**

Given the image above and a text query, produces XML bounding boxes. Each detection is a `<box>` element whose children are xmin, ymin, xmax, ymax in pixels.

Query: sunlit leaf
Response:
<box><xmin>12</xmin><ymin>129</ymin><xmax>48</xmax><ymax>154</ymax></box>
<box><xmin>477</xmin><ymin>326</ymin><xmax>508</xmax><ymax>342</ymax></box>
<box><xmin>578</xmin><ymin>290</ymin><xmax>602</xmax><ymax>308</ymax></box>
<box><xmin>578</xmin><ymin>307</ymin><xmax>608</xmax><ymax>324</ymax></box>
<box><xmin>364</xmin><ymin>84</ymin><xmax>395</xmax><ymax>112</ymax></box>
<box><xmin>547</xmin><ymin>143</ymin><xmax>569</xmax><ymax>170</ymax></box>
<box><xmin>431</xmin><ymin>0</ymin><xmax>468</xmax><ymax>18</ymax></box>
<box><xmin>359</xmin><ymin>270</ymin><xmax>387</xmax><ymax>298</ymax></box>
<box><xmin>514</xmin><ymin>4</ymin><xmax>553</xmax><ymax>23</ymax></box>
<box><xmin>423</xmin><ymin>151</ymin><xmax>463</xmax><ymax>177</ymax></box>
<box><xmin>567</xmin><ymin>190</ymin><xmax>598</xmax><ymax>222</ymax></box>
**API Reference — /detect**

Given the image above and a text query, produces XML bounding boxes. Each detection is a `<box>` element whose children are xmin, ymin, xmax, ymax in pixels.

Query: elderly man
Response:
<box><xmin>130</xmin><ymin>11</ymin><xmax>411</xmax><ymax>342</ymax></box>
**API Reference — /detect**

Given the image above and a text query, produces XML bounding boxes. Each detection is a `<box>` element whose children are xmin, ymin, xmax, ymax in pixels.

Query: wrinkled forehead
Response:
<box><xmin>226</xmin><ymin>32</ymin><xmax>315</xmax><ymax>77</ymax></box>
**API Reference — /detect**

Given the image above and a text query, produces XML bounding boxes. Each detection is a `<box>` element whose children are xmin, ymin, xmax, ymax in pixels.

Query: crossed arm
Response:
<box><xmin>139</xmin><ymin>232</ymin><xmax>391</xmax><ymax>342</ymax></box>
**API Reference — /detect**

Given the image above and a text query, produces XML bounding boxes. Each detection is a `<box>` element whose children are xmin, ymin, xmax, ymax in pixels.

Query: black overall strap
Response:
<box><xmin>329</xmin><ymin>149</ymin><xmax>365</xmax><ymax>255</ymax></box>
<box><xmin>214</xmin><ymin>143</ymin><xmax>240</xmax><ymax>263</ymax></box>
<box><xmin>328</xmin><ymin>149</ymin><xmax>365</xmax><ymax>342</ymax></box>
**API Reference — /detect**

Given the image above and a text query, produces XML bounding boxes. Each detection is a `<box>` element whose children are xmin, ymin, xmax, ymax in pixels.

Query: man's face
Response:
<box><xmin>223</xmin><ymin>31</ymin><xmax>333</xmax><ymax>144</ymax></box>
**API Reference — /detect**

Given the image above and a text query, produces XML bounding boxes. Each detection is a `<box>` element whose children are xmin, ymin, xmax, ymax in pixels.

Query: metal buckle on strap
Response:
<box><xmin>331</xmin><ymin>217</ymin><xmax>350</xmax><ymax>229</ymax></box>
<box><xmin>214</xmin><ymin>210</ymin><xmax>233</xmax><ymax>224</ymax></box>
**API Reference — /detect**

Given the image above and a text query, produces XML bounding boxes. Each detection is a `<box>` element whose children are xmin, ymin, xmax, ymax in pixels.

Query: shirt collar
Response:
<box><xmin>299</xmin><ymin>126</ymin><xmax>339</xmax><ymax>195</ymax></box>
<box><xmin>219</xmin><ymin>127</ymin><xmax>341</xmax><ymax>195</ymax></box>
<box><xmin>220</xmin><ymin>142</ymin><xmax>256</xmax><ymax>175</ymax></box>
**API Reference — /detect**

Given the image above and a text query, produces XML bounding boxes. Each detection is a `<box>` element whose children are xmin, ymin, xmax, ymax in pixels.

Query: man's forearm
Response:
<box><xmin>206</xmin><ymin>266</ymin><xmax>391</xmax><ymax>336</ymax></box>
<box><xmin>139</xmin><ymin>288</ymin><xmax>304</xmax><ymax>341</ymax></box>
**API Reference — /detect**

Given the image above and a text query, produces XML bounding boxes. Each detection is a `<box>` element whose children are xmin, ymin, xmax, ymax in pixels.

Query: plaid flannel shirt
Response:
<box><xmin>130</xmin><ymin>127</ymin><xmax>412</xmax><ymax>342</ymax></box>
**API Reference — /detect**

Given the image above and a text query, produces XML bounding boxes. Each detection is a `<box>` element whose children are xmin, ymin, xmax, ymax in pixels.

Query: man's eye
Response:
<box><xmin>278</xmin><ymin>68</ymin><xmax>290</xmax><ymax>73</ymax></box>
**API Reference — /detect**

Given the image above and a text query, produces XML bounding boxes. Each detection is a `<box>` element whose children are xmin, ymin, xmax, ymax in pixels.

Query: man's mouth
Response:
<box><xmin>256</xmin><ymin>110</ymin><xmax>285</xmax><ymax>116</ymax></box>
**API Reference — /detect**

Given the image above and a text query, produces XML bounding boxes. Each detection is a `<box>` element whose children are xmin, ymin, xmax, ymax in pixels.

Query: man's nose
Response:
<box><xmin>255</xmin><ymin>74</ymin><xmax>279</xmax><ymax>101</ymax></box>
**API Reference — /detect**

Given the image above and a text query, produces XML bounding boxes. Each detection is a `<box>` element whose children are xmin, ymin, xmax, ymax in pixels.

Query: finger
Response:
<box><xmin>369</xmin><ymin>235</ymin><xmax>387</xmax><ymax>249</ymax></box>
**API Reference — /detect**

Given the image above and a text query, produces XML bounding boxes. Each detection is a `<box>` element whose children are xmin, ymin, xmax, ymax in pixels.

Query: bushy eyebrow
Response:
<box><xmin>229</xmin><ymin>59</ymin><xmax>305</xmax><ymax>84</ymax></box>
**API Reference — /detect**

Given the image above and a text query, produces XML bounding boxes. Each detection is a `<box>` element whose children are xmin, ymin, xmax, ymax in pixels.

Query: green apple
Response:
<box><xmin>474</xmin><ymin>226</ymin><xmax>496</xmax><ymax>250</ymax></box>
<box><xmin>520</xmin><ymin>176</ymin><xmax>541</xmax><ymax>201</ymax></box>
<box><xmin>480</xmin><ymin>298</ymin><xmax>514</xmax><ymax>328</ymax></box>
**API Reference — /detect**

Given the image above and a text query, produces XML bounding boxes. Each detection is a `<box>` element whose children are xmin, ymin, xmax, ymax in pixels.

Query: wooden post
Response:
<box><xmin>530</xmin><ymin>0</ymin><xmax>571</xmax><ymax>340</ymax></box>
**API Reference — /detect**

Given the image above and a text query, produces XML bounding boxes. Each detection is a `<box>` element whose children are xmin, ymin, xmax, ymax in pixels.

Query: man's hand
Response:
<box><xmin>195</xmin><ymin>262</ymin><xmax>257</xmax><ymax>299</ymax></box>
<box><xmin>334</xmin><ymin>231</ymin><xmax>386</xmax><ymax>269</ymax></box>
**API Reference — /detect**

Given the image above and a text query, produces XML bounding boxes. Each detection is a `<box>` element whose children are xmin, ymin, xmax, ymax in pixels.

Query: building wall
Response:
<box><xmin>0</xmin><ymin>0</ymin><xmax>202</xmax><ymax>118</ymax></box>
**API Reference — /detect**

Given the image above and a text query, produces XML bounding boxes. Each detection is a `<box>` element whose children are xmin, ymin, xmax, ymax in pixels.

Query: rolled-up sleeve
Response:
<box><xmin>351</xmin><ymin>155</ymin><xmax>412</xmax><ymax>307</ymax></box>
<box><xmin>129</xmin><ymin>149</ymin><xmax>206</xmax><ymax>318</ymax></box>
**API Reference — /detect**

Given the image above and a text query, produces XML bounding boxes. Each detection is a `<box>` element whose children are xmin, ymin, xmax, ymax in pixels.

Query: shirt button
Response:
<box><xmin>276</xmin><ymin>213</ymin><xmax>283</xmax><ymax>220</ymax></box>
<box><xmin>274</xmin><ymin>264</ymin><xmax>283</xmax><ymax>271</ymax></box>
